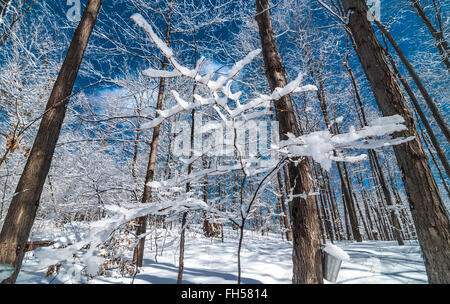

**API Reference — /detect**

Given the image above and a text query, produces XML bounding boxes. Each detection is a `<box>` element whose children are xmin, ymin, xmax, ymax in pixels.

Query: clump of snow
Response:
<box><xmin>147</xmin><ymin>181</ymin><xmax>161</xmax><ymax>188</ymax></box>
<box><xmin>142</xmin><ymin>68</ymin><xmax>181</xmax><ymax>78</ymax></box>
<box><xmin>130</xmin><ymin>14</ymin><xmax>173</xmax><ymax>58</ymax></box>
<box><xmin>323</xmin><ymin>243</ymin><xmax>350</xmax><ymax>262</ymax></box>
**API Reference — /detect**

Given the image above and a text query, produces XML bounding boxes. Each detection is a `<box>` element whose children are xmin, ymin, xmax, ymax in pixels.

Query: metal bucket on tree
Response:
<box><xmin>322</xmin><ymin>243</ymin><xmax>350</xmax><ymax>282</ymax></box>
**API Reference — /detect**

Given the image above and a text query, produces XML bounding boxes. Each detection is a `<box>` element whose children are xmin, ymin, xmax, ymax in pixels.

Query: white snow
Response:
<box><xmin>17</xmin><ymin>226</ymin><xmax>427</xmax><ymax>284</ymax></box>
<box><xmin>131</xmin><ymin>14</ymin><xmax>174</xmax><ymax>59</ymax></box>
<box><xmin>0</xmin><ymin>263</ymin><xmax>14</xmax><ymax>281</ymax></box>
<box><xmin>323</xmin><ymin>243</ymin><xmax>350</xmax><ymax>261</ymax></box>
<box><xmin>142</xmin><ymin>68</ymin><xmax>181</xmax><ymax>78</ymax></box>
<box><xmin>277</xmin><ymin>115</ymin><xmax>414</xmax><ymax>171</ymax></box>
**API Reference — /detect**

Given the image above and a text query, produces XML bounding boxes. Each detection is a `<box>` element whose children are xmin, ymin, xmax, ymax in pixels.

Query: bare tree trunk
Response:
<box><xmin>342</xmin><ymin>0</ymin><xmax>450</xmax><ymax>283</ymax></box>
<box><xmin>370</xmin><ymin>151</ymin><xmax>404</xmax><ymax>245</ymax></box>
<box><xmin>324</xmin><ymin>170</ymin><xmax>344</xmax><ymax>240</ymax></box>
<box><xmin>353</xmin><ymin>191</ymin><xmax>369</xmax><ymax>239</ymax></box>
<box><xmin>342</xmin><ymin>199</ymin><xmax>351</xmax><ymax>240</ymax></box>
<box><xmin>409</xmin><ymin>0</ymin><xmax>450</xmax><ymax>72</ymax></box>
<box><xmin>131</xmin><ymin>105</ymin><xmax>142</xmax><ymax>185</ymax></box>
<box><xmin>133</xmin><ymin>4</ymin><xmax>173</xmax><ymax>268</ymax></box>
<box><xmin>313</xmin><ymin>163</ymin><xmax>334</xmax><ymax>243</ymax></box>
<box><xmin>276</xmin><ymin>171</ymin><xmax>292</xmax><ymax>241</ymax></box>
<box><xmin>255</xmin><ymin>0</ymin><xmax>323</xmax><ymax>283</ymax></box>
<box><xmin>337</xmin><ymin>162</ymin><xmax>362</xmax><ymax>241</ymax></box>
<box><xmin>360</xmin><ymin>187</ymin><xmax>376</xmax><ymax>240</ymax></box>
<box><xmin>231</xmin><ymin>170</ymin><xmax>239</xmax><ymax>230</ymax></box>
<box><xmin>202</xmin><ymin>158</ymin><xmax>215</xmax><ymax>237</ymax></box>
<box><xmin>0</xmin><ymin>0</ymin><xmax>102</xmax><ymax>284</ymax></box>
<box><xmin>176</xmin><ymin>212</ymin><xmax>187</xmax><ymax>284</ymax></box>
<box><xmin>367</xmin><ymin>151</ymin><xmax>393</xmax><ymax>241</ymax></box>
<box><xmin>384</xmin><ymin>157</ymin><xmax>417</xmax><ymax>239</ymax></box>
<box><xmin>375</xmin><ymin>21</ymin><xmax>450</xmax><ymax>143</ymax></box>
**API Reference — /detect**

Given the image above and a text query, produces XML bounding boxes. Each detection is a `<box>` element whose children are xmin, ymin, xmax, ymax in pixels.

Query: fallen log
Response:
<box><xmin>25</xmin><ymin>241</ymin><xmax>55</xmax><ymax>252</ymax></box>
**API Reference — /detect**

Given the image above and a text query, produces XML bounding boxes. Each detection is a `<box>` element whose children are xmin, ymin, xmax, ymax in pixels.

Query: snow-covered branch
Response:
<box><xmin>130</xmin><ymin>13</ymin><xmax>318</xmax><ymax>129</ymax></box>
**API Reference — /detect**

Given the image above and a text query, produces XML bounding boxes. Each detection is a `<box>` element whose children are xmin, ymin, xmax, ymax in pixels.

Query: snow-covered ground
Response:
<box><xmin>16</xmin><ymin>225</ymin><xmax>427</xmax><ymax>284</ymax></box>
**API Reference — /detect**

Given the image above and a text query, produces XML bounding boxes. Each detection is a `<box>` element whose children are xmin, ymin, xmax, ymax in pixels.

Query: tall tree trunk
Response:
<box><xmin>409</xmin><ymin>0</ymin><xmax>450</xmax><ymax>72</ymax></box>
<box><xmin>324</xmin><ymin>170</ymin><xmax>344</xmax><ymax>240</ymax></box>
<box><xmin>337</xmin><ymin>162</ymin><xmax>362</xmax><ymax>241</ymax></box>
<box><xmin>276</xmin><ymin>171</ymin><xmax>293</xmax><ymax>241</ymax></box>
<box><xmin>0</xmin><ymin>0</ymin><xmax>102</xmax><ymax>284</ymax></box>
<box><xmin>202</xmin><ymin>158</ymin><xmax>215</xmax><ymax>237</ymax></box>
<box><xmin>133</xmin><ymin>4</ymin><xmax>173</xmax><ymax>268</ymax></box>
<box><xmin>360</xmin><ymin>187</ymin><xmax>376</xmax><ymax>240</ymax></box>
<box><xmin>131</xmin><ymin>105</ymin><xmax>141</xmax><ymax>185</ymax></box>
<box><xmin>312</xmin><ymin>162</ymin><xmax>333</xmax><ymax>243</ymax></box>
<box><xmin>342</xmin><ymin>198</ymin><xmax>352</xmax><ymax>240</ymax></box>
<box><xmin>353</xmin><ymin>191</ymin><xmax>369</xmax><ymax>239</ymax></box>
<box><xmin>231</xmin><ymin>169</ymin><xmax>239</xmax><ymax>230</ymax></box>
<box><xmin>255</xmin><ymin>0</ymin><xmax>323</xmax><ymax>283</ymax></box>
<box><xmin>177</xmin><ymin>212</ymin><xmax>187</xmax><ymax>284</ymax></box>
<box><xmin>384</xmin><ymin>157</ymin><xmax>417</xmax><ymax>239</ymax></box>
<box><xmin>375</xmin><ymin>21</ymin><xmax>450</xmax><ymax>143</ymax></box>
<box><xmin>320</xmin><ymin>171</ymin><xmax>338</xmax><ymax>242</ymax></box>
<box><xmin>342</xmin><ymin>0</ymin><xmax>450</xmax><ymax>283</ymax></box>
<box><xmin>370</xmin><ymin>151</ymin><xmax>404</xmax><ymax>245</ymax></box>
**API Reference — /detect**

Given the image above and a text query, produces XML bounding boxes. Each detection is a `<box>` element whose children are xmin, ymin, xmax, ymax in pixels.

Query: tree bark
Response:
<box><xmin>342</xmin><ymin>0</ymin><xmax>450</xmax><ymax>283</ymax></box>
<box><xmin>323</xmin><ymin>170</ymin><xmax>344</xmax><ymax>240</ymax></box>
<box><xmin>255</xmin><ymin>0</ymin><xmax>323</xmax><ymax>283</ymax></box>
<box><xmin>276</xmin><ymin>171</ymin><xmax>293</xmax><ymax>241</ymax></box>
<box><xmin>0</xmin><ymin>0</ymin><xmax>102</xmax><ymax>284</ymax></box>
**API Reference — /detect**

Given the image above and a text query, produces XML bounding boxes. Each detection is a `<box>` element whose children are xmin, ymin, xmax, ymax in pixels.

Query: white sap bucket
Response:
<box><xmin>0</xmin><ymin>263</ymin><xmax>14</xmax><ymax>281</ymax></box>
<box><xmin>323</xmin><ymin>251</ymin><xmax>343</xmax><ymax>282</ymax></box>
<box><xmin>322</xmin><ymin>244</ymin><xmax>350</xmax><ymax>282</ymax></box>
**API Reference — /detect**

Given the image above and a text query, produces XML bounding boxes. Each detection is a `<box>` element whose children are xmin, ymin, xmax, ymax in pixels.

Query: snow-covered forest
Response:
<box><xmin>0</xmin><ymin>0</ymin><xmax>448</xmax><ymax>285</ymax></box>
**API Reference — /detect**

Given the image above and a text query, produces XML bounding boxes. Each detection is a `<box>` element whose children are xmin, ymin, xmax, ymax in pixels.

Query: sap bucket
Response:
<box><xmin>322</xmin><ymin>244</ymin><xmax>350</xmax><ymax>282</ymax></box>
<box><xmin>0</xmin><ymin>263</ymin><xmax>14</xmax><ymax>281</ymax></box>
